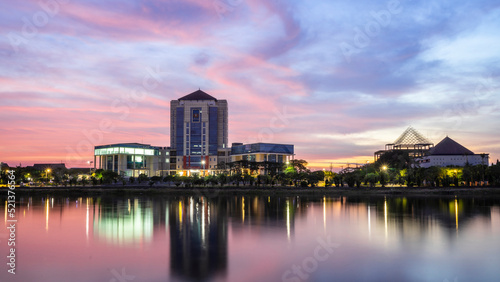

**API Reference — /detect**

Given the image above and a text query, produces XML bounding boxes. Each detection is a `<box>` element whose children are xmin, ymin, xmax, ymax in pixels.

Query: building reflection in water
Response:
<box><xmin>168</xmin><ymin>197</ymin><xmax>227</xmax><ymax>281</ymax></box>
<box><xmin>227</xmin><ymin>196</ymin><xmax>303</xmax><ymax>241</ymax></box>
<box><xmin>93</xmin><ymin>198</ymin><xmax>154</xmax><ymax>245</ymax></box>
<box><xmin>2</xmin><ymin>194</ymin><xmax>500</xmax><ymax>281</ymax></box>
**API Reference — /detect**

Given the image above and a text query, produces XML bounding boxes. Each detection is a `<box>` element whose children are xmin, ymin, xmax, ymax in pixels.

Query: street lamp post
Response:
<box><xmin>201</xmin><ymin>160</ymin><xmax>206</xmax><ymax>177</ymax></box>
<box><xmin>45</xmin><ymin>169</ymin><xmax>51</xmax><ymax>182</ymax></box>
<box><xmin>87</xmin><ymin>161</ymin><xmax>93</xmax><ymax>175</ymax></box>
<box><xmin>381</xmin><ymin>166</ymin><xmax>388</xmax><ymax>187</ymax></box>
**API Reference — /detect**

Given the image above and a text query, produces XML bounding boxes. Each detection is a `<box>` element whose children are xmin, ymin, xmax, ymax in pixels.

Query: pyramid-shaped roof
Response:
<box><xmin>393</xmin><ymin>127</ymin><xmax>433</xmax><ymax>146</ymax></box>
<box><xmin>429</xmin><ymin>137</ymin><xmax>474</xmax><ymax>155</ymax></box>
<box><xmin>178</xmin><ymin>90</ymin><xmax>217</xmax><ymax>101</ymax></box>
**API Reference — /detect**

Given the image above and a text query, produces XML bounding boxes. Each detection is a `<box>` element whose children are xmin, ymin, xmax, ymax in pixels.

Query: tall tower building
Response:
<box><xmin>170</xmin><ymin>90</ymin><xmax>228</xmax><ymax>172</ymax></box>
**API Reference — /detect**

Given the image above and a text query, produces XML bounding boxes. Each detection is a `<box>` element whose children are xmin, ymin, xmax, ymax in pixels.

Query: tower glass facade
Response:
<box><xmin>170</xmin><ymin>90</ymin><xmax>228</xmax><ymax>170</ymax></box>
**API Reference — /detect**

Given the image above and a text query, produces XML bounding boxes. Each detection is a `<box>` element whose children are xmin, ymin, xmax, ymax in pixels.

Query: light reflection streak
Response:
<box><xmin>242</xmin><ymin>197</ymin><xmax>245</xmax><ymax>223</ymax></box>
<box><xmin>179</xmin><ymin>201</ymin><xmax>183</xmax><ymax>224</ymax></box>
<box><xmin>384</xmin><ymin>197</ymin><xmax>388</xmax><ymax>240</ymax></box>
<box><xmin>286</xmin><ymin>199</ymin><xmax>291</xmax><ymax>242</ymax></box>
<box><xmin>190</xmin><ymin>198</ymin><xmax>194</xmax><ymax>224</ymax></box>
<box><xmin>202</xmin><ymin>198</ymin><xmax>206</xmax><ymax>247</ymax></box>
<box><xmin>323</xmin><ymin>196</ymin><xmax>326</xmax><ymax>232</ymax></box>
<box><xmin>368</xmin><ymin>205</ymin><xmax>371</xmax><ymax>240</ymax></box>
<box><xmin>208</xmin><ymin>204</ymin><xmax>211</xmax><ymax>225</ymax></box>
<box><xmin>455</xmin><ymin>198</ymin><xmax>459</xmax><ymax>232</ymax></box>
<box><xmin>46</xmin><ymin>198</ymin><xmax>50</xmax><ymax>231</ymax></box>
<box><xmin>165</xmin><ymin>204</ymin><xmax>169</xmax><ymax>233</ymax></box>
<box><xmin>86</xmin><ymin>198</ymin><xmax>89</xmax><ymax>240</ymax></box>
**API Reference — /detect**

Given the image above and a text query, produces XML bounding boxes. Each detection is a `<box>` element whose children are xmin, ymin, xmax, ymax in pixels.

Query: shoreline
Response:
<box><xmin>4</xmin><ymin>185</ymin><xmax>500</xmax><ymax>197</ymax></box>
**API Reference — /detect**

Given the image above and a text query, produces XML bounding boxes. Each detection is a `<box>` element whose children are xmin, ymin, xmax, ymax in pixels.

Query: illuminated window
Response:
<box><xmin>192</xmin><ymin>109</ymin><xmax>200</xmax><ymax>122</ymax></box>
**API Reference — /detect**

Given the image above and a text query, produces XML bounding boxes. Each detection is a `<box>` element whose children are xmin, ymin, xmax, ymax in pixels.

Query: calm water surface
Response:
<box><xmin>1</xmin><ymin>194</ymin><xmax>499</xmax><ymax>282</ymax></box>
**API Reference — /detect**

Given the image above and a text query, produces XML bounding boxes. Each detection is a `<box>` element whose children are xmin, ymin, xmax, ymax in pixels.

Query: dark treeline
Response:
<box><xmin>2</xmin><ymin>155</ymin><xmax>500</xmax><ymax>188</ymax></box>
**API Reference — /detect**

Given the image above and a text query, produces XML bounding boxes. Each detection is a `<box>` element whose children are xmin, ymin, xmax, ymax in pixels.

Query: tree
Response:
<box><xmin>172</xmin><ymin>175</ymin><xmax>182</xmax><ymax>187</ymax></box>
<box><xmin>333</xmin><ymin>173</ymin><xmax>343</xmax><ymax>187</ymax></box>
<box><xmin>243</xmin><ymin>173</ymin><xmax>253</xmax><ymax>186</ymax></box>
<box><xmin>462</xmin><ymin>164</ymin><xmax>473</xmax><ymax>186</ymax></box>
<box><xmin>163</xmin><ymin>175</ymin><xmax>174</xmax><ymax>186</ymax></box>
<box><xmin>324</xmin><ymin>171</ymin><xmax>337</xmax><ymax>187</ymax></box>
<box><xmin>276</xmin><ymin>172</ymin><xmax>287</xmax><ymax>186</ymax></box>
<box><xmin>205</xmin><ymin>174</ymin><xmax>219</xmax><ymax>186</ymax></box>
<box><xmin>217</xmin><ymin>173</ymin><xmax>228</xmax><ymax>187</ymax></box>
<box><xmin>80</xmin><ymin>176</ymin><xmax>88</xmax><ymax>187</ymax></box>
<box><xmin>307</xmin><ymin>171</ymin><xmax>324</xmax><ymax>187</ymax></box>
<box><xmin>379</xmin><ymin>170</ymin><xmax>388</xmax><ymax>187</ymax></box>
<box><xmin>365</xmin><ymin>173</ymin><xmax>379</xmax><ymax>188</ymax></box>
<box><xmin>423</xmin><ymin>166</ymin><xmax>443</xmax><ymax>187</ymax></box>
<box><xmin>138</xmin><ymin>173</ymin><xmax>149</xmax><ymax>183</ymax></box>
<box><xmin>344</xmin><ymin>171</ymin><xmax>357</xmax><ymax>188</ymax></box>
<box><xmin>376</xmin><ymin>150</ymin><xmax>411</xmax><ymax>171</ymax></box>
<box><xmin>289</xmin><ymin>159</ymin><xmax>308</xmax><ymax>173</ymax></box>
<box><xmin>102</xmin><ymin>170</ymin><xmax>119</xmax><ymax>184</ymax></box>
<box><xmin>231</xmin><ymin>172</ymin><xmax>242</xmax><ymax>186</ymax></box>
<box><xmin>150</xmin><ymin>176</ymin><xmax>162</xmax><ymax>182</ymax></box>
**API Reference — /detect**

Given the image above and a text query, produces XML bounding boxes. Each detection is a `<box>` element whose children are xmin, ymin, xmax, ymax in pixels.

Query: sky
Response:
<box><xmin>1</xmin><ymin>0</ymin><xmax>499</xmax><ymax>170</ymax></box>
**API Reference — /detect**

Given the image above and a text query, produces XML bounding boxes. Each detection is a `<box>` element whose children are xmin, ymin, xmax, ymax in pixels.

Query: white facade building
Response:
<box><xmin>417</xmin><ymin>137</ymin><xmax>489</xmax><ymax>168</ymax></box>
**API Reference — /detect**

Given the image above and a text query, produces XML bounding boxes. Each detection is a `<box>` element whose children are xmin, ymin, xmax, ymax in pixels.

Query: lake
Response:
<box><xmin>1</xmin><ymin>193</ymin><xmax>499</xmax><ymax>282</ymax></box>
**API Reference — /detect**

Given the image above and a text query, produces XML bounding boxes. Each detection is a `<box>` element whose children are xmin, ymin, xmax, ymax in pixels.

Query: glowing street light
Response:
<box><xmin>45</xmin><ymin>169</ymin><xmax>51</xmax><ymax>181</ymax></box>
<box><xmin>382</xmin><ymin>166</ymin><xmax>388</xmax><ymax>171</ymax></box>
<box><xmin>201</xmin><ymin>160</ymin><xmax>206</xmax><ymax>176</ymax></box>
<box><xmin>87</xmin><ymin>161</ymin><xmax>93</xmax><ymax>175</ymax></box>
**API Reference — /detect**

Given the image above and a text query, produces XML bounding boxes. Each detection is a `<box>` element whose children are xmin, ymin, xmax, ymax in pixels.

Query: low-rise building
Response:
<box><xmin>94</xmin><ymin>142</ymin><xmax>294</xmax><ymax>177</ymax></box>
<box><xmin>230</xmin><ymin>142</ymin><xmax>294</xmax><ymax>175</ymax></box>
<box><xmin>416</xmin><ymin>137</ymin><xmax>489</xmax><ymax>168</ymax></box>
<box><xmin>94</xmin><ymin>143</ymin><xmax>175</xmax><ymax>177</ymax></box>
